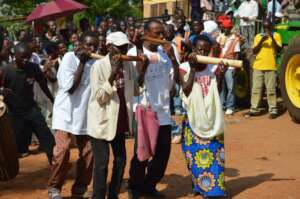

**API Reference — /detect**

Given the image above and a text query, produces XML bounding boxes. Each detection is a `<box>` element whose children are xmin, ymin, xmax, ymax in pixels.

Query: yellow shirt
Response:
<box><xmin>252</xmin><ymin>32</ymin><xmax>282</xmax><ymax>71</ymax></box>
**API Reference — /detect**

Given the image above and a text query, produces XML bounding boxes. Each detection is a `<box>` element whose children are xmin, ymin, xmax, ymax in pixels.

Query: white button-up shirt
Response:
<box><xmin>235</xmin><ymin>0</ymin><xmax>259</xmax><ymax>26</ymax></box>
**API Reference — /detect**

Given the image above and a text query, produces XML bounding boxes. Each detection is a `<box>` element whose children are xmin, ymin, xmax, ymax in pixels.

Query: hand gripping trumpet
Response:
<box><xmin>75</xmin><ymin>44</ymin><xmax>144</xmax><ymax>62</ymax></box>
<box><xmin>195</xmin><ymin>55</ymin><xmax>243</xmax><ymax>68</ymax></box>
<box><xmin>90</xmin><ymin>53</ymin><xmax>144</xmax><ymax>62</ymax></box>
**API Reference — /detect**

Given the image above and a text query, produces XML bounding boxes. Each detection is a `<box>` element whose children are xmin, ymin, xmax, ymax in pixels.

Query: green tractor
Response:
<box><xmin>276</xmin><ymin>21</ymin><xmax>300</xmax><ymax>123</ymax></box>
<box><xmin>234</xmin><ymin>19</ymin><xmax>300</xmax><ymax>123</ymax></box>
<box><xmin>232</xmin><ymin>1</ymin><xmax>300</xmax><ymax>123</ymax></box>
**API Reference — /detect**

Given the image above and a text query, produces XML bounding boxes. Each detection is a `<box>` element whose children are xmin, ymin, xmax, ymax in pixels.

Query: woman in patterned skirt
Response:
<box><xmin>179</xmin><ymin>35</ymin><xmax>226</xmax><ymax>198</ymax></box>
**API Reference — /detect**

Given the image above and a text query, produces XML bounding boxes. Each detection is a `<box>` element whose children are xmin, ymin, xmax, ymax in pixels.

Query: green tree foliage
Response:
<box><xmin>71</xmin><ymin>0</ymin><xmax>142</xmax><ymax>27</ymax></box>
<box><xmin>1</xmin><ymin>0</ymin><xmax>142</xmax><ymax>19</ymax></box>
<box><xmin>0</xmin><ymin>0</ymin><xmax>142</xmax><ymax>35</ymax></box>
<box><xmin>75</xmin><ymin>0</ymin><xmax>142</xmax><ymax>20</ymax></box>
<box><xmin>0</xmin><ymin>0</ymin><xmax>44</xmax><ymax>35</ymax></box>
<box><xmin>1</xmin><ymin>0</ymin><xmax>46</xmax><ymax>16</ymax></box>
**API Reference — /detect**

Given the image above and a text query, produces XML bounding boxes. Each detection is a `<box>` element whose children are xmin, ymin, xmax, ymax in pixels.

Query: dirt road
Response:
<box><xmin>0</xmin><ymin>112</ymin><xmax>299</xmax><ymax>199</ymax></box>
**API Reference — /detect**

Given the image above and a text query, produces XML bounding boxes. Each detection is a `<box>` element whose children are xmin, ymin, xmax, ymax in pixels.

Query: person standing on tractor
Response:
<box><xmin>246</xmin><ymin>20</ymin><xmax>282</xmax><ymax>119</ymax></box>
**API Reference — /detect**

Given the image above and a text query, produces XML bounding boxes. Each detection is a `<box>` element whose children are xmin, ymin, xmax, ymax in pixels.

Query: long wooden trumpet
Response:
<box><xmin>142</xmin><ymin>36</ymin><xmax>171</xmax><ymax>45</ymax></box>
<box><xmin>90</xmin><ymin>53</ymin><xmax>144</xmax><ymax>62</ymax></box>
<box><xmin>196</xmin><ymin>55</ymin><xmax>243</xmax><ymax>68</ymax></box>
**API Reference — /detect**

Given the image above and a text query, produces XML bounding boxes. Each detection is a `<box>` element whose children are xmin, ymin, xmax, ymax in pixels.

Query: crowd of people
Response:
<box><xmin>0</xmin><ymin>0</ymin><xmax>285</xmax><ymax>198</ymax></box>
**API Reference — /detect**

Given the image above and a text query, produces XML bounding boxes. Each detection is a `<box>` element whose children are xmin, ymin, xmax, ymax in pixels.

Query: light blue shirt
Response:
<box><xmin>267</xmin><ymin>0</ymin><xmax>282</xmax><ymax>15</ymax></box>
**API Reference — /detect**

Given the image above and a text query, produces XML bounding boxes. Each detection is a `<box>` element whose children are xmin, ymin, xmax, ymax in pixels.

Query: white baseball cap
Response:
<box><xmin>106</xmin><ymin>31</ymin><xmax>130</xmax><ymax>46</ymax></box>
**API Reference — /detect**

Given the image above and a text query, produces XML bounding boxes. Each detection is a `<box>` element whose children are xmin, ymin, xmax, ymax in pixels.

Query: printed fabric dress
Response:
<box><xmin>180</xmin><ymin>62</ymin><xmax>226</xmax><ymax>197</ymax></box>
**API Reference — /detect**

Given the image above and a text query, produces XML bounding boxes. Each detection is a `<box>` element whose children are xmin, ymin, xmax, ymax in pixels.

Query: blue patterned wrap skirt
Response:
<box><xmin>181</xmin><ymin>118</ymin><xmax>226</xmax><ymax>197</ymax></box>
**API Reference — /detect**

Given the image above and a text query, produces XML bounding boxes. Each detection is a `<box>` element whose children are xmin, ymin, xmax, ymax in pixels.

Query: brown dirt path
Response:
<box><xmin>0</xmin><ymin>112</ymin><xmax>300</xmax><ymax>199</ymax></box>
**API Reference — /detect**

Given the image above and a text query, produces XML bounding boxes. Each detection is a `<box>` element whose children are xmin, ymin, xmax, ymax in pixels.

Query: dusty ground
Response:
<box><xmin>0</xmin><ymin>111</ymin><xmax>300</xmax><ymax>199</ymax></box>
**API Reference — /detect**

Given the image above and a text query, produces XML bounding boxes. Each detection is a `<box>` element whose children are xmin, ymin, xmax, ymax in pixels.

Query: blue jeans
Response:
<box><xmin>220</xmin><ymin>69</ymin><xmax>236</xmax><ymax>110</ymax></box>
<box><xmin>171</xmin><ymin>96</ymin><xmax>183</xmax><ymax>136</ymax></box>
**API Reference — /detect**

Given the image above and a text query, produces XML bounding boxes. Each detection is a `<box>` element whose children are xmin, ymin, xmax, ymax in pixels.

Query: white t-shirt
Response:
<box><xmin>128</xmin><ymin>46</ymin><xmax>174</xmax><ymax>125</ymax></box>
<box><xmin>180</xmin><ymin>62</ymin><xmax>217</xmax><ymax>101</ymax></box>
<box><xmin>158</xmin><ymin>43</ymin><xmax>180</xmax><ymax>64</ymax></box>
<box><xmin>52</xmin><ymin>52</ymin><xmax>95</xmax><ymax>135</ymax></box>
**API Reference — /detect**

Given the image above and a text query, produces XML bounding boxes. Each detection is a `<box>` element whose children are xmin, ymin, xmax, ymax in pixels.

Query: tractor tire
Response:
<box><xmin>235</xmin><ymin>67</ymin><xmax>251</xmax><ymax>107</ymax></box>
<box><xmin>280</xmin><ymin>43</ymin><xmax>300</xmax><ymax>123</ymax></box>
<box><xmin>288</xmin><ymin>36</ymin><xmax>300</xmax><ymax>48</ymax></box>
<box><xmin>235</xmin><ymin>50</ymin><xmax>252</xmax><ymax>108</ymax></box>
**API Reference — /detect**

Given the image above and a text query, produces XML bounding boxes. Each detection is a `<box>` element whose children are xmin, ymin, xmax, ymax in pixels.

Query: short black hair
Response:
<box><xmin>44</xmin><ymin>42</ymin><xmax>58</xmax><ymax>55</ymax></box>
<box><xmin>14</xmin><ymin>42</ymin><xmax>30</xmax><ymax>54</ymax></box>
<box><xmin>79</xmin><ymin>18</ymin><xmax>89</xmax><ymax>25</ymax></box>
<box><xmin>22</xmin><ymin>34</ymin><xmax>35</xmax><ymax>43</ymax></box>
<box><xmin>79</xmin><ymin>18</ymin><xmax>90</xmax><ymax>31</ymax></box>
<box><xmin>112</xmin><ymin>21</ymin><xmax>121</xmax><ymax>30</ymax></box>
<box><xmin>192</xmin><ymin>34</ymin><xmax>212</xmax><ymax>47</ymax></box>
<box><xmin>192</xmin><ymin>19</ymin><xmax>203</xmax><ymax>25</ymax></box>
<box><xmin>80</xmin><ymin>31</ymin><xmax>98</xmax><ymax>42</ymax></box>
<box><xmin>57</xmin><ymin>39</ymin><xmax>67</xmax><ymax>45</ymax></box>
<box><xmin>128</xmin><ymin>25</ymin><xmax>136</xmax><ymax>30</ymax></box>
<box><xmin>164</xmin><ymin>24</ymin><xmax>175</xmax><ymax>31</ymax></box>
<box><xmin>16</xmin><ymin>29</ymin><xmax>27</xmax><ymax>40</ymax></box>
<box><xmin>263</xmin><ymin>19</ymin><xmax>273</xmax><ymax>27</ymax></box>
<box><xmin>144</xmin><ymin>19</ymin><xmax>162</xmax><ymax>31</ymax></box>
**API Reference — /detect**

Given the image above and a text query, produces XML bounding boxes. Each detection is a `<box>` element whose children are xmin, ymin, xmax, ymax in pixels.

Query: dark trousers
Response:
<box><xmin>128</xmin><ymin>125</ymin><xmax>171</xmax><ymax>192</ymax></box>
<box><xmin>191</xmin><ymin>7</ymin><xmax>203</xmax><ymax>21</ymax></box>
<box><xmin>10</xmin><ymin>106</ymin><xmax>54</xmax><ymax>163</ymax></box>
<box><xmin>91</xmin><ymin>133</ymin><xmax>126</xmax><ymax>199</ymax></box>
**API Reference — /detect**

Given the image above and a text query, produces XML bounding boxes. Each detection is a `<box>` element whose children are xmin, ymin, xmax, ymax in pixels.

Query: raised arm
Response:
<box><xmin>253</xmin><ymin>35</ymin><xmax>268</xmax><ymax>54</ymax></box>
<box><xmin>163</xmin><ymin>43</ymin><xmax>180</xmax><ymax>84</ymax></box>
<box><xmin>270</xmin><ymin>33</ymin><xmax>282</xmax><ymax>53</ymax></box>
<box><xmin>179</xmin><ymin>53</ymin><xmax>197</xmax><ymax>97</ymax></box>
<box><xmin>90</xmin><ymin>59</ymin><xmax>116</xmax><ymax>105</ymax></box>
<box><xmin>134</xmin><ymin>46</ymin><xmax>149</xmax><ymax>87</ymax></box>
<box><xmin>68</xmin><ymin>49</ymin><xmax>90</xmax><ymax>94</ymax></box>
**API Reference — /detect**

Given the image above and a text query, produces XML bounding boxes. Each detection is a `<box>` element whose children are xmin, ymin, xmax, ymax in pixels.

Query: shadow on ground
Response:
<box><xmin>226</xmin><ymin>173</ymin><xmax>275</xmax><ymax>198</ymax></box>
<box><xmin>158</xmin><ymin>173</ymin><xmax>296</xmax><ymax>199</ymax></box>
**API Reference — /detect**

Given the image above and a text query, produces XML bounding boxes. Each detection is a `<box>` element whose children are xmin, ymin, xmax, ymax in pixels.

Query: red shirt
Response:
<box><xmin>115</xmin><ymin>68</ymin><xmax>129</xmax><ymax>133</ymax></box>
